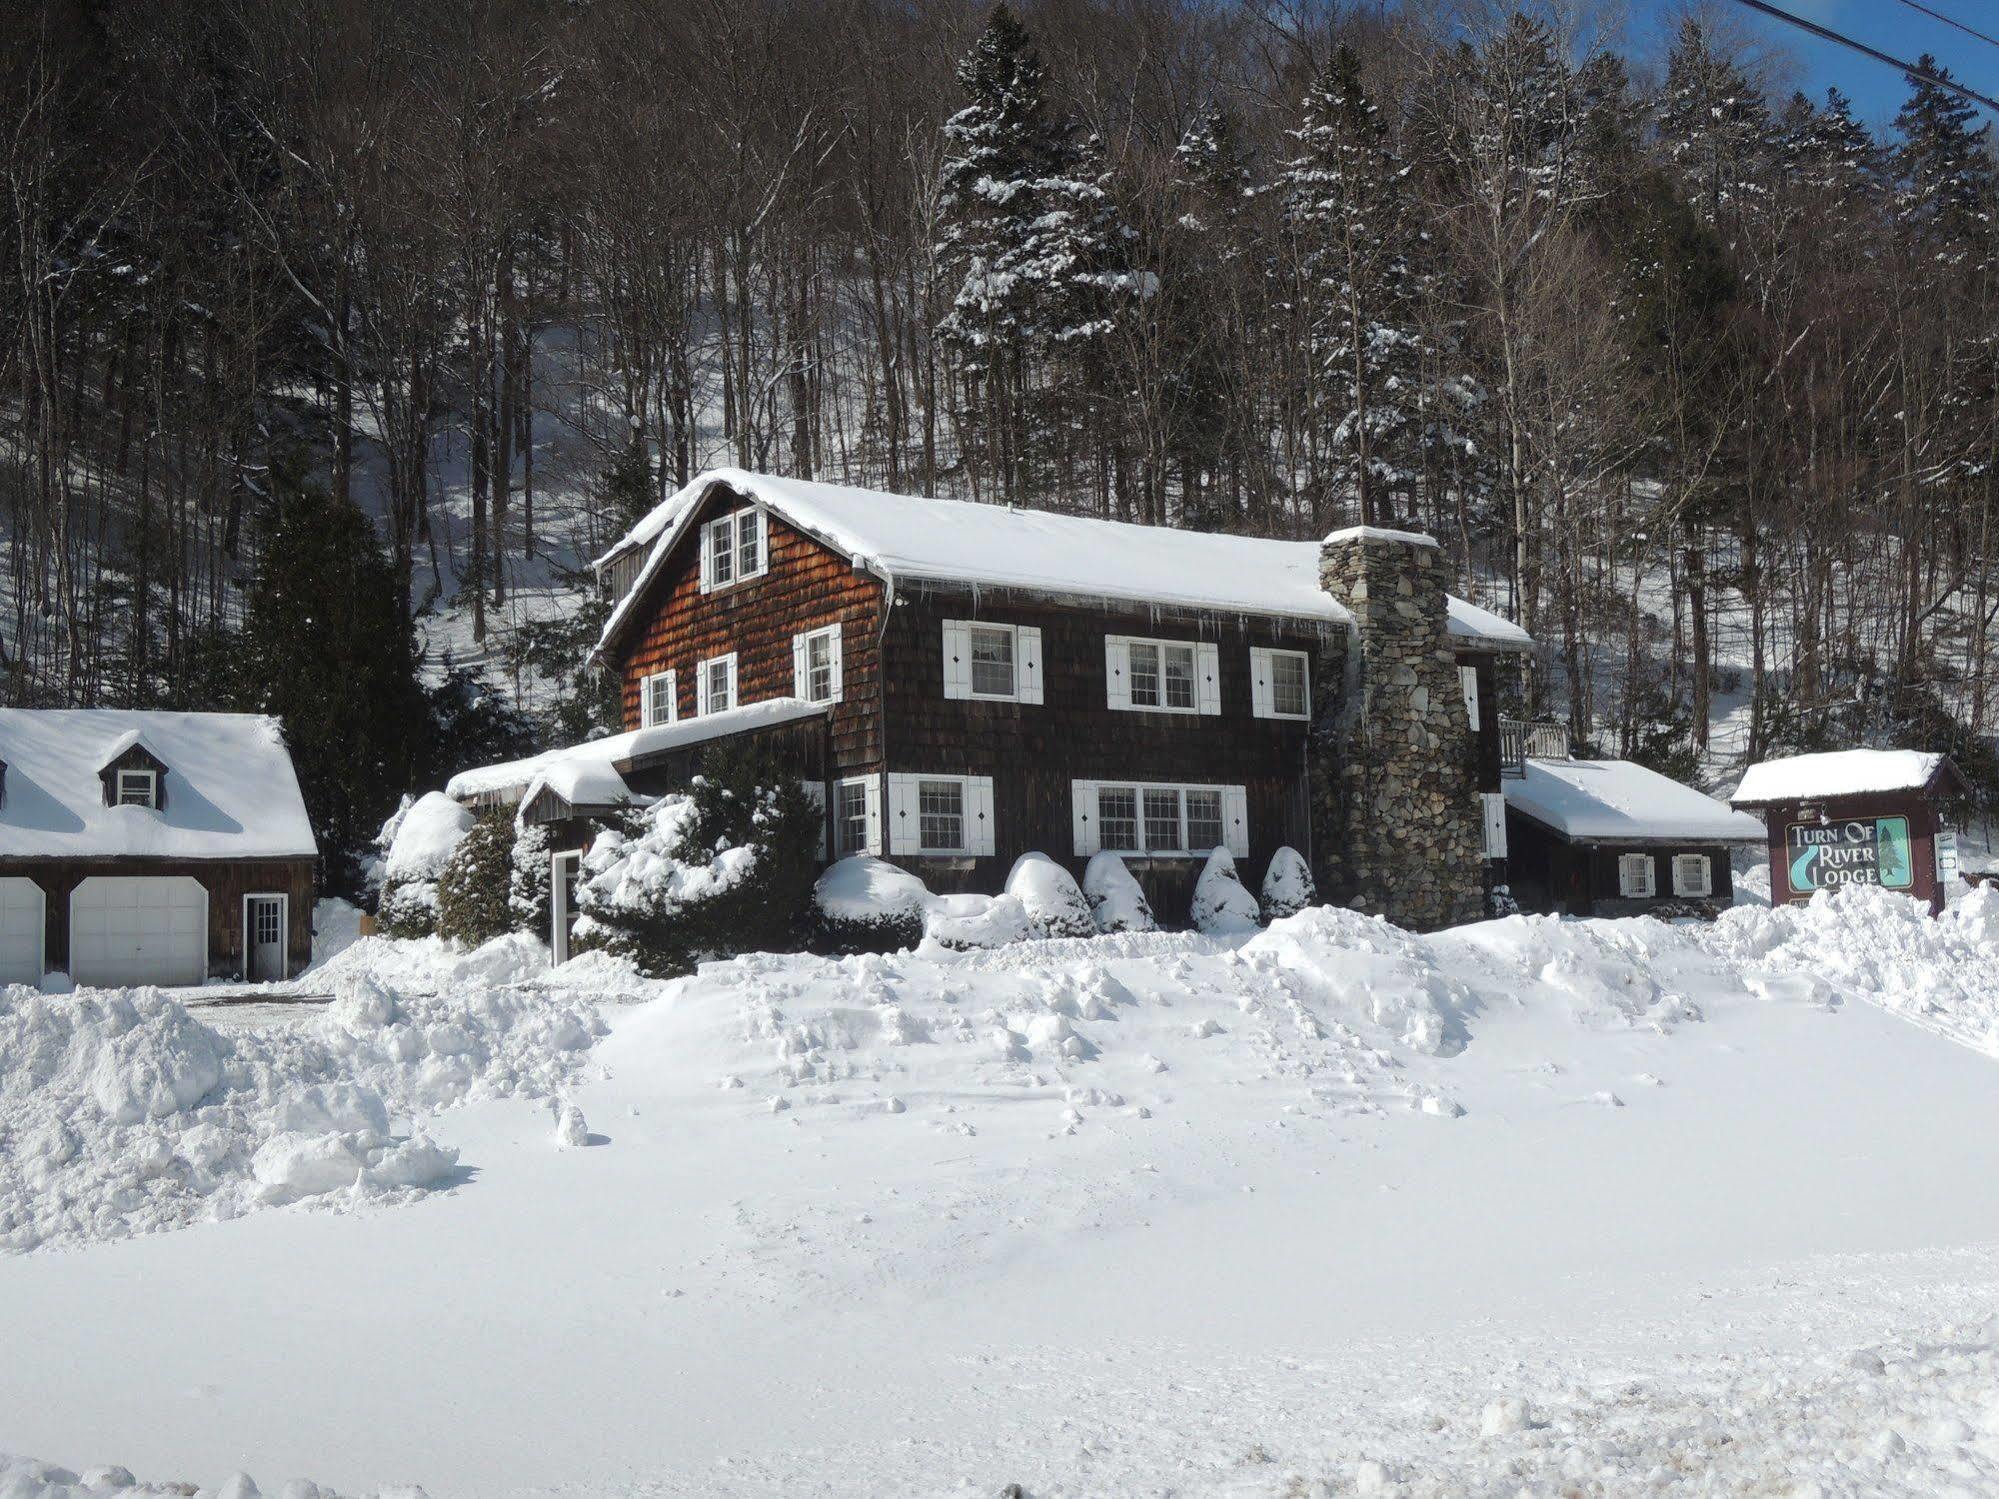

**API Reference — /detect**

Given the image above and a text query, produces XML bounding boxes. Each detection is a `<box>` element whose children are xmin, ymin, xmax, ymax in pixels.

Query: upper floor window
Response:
<box><xmin>641</xmin><ymin>670</ymin><xmax>677</xmax><ymax>728</ymax></box>
<box><xmin>699</xmin><ymin>507</ymin><xmax>767</xmax><ymax>592</ymax></box>
<box><xmin>793</xmin><ymin>625</ymin><xmax>843</xmax><ymax>705</ymax></box>
<box><xmin>116</xmin><ymin>769</ymin><xmax>158</xmax><ymax>809</ymax></box>
<box><xmin>941</xmin><ymin>620</ymin><xmax>1043</xmax><ymax>704</ymax></box>
<box><xmin>1250</xmin><ymin>647</ymin><xmax>1311</xmax><ymax>721</ymax></box>
<box><xmin>696</xmin><ymin>653</ymin><xmax>738</xmax><ymax>715</ymax></box>
<box><xmin>1105</xmin><ymin>635</ymin><xmax>1219</xmax><ymax>715</ymax></box>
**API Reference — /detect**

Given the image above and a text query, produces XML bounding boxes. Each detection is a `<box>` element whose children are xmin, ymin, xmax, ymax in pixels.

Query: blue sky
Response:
<box><xmin>1627</xmin><ymin>0</ymin><xmax>1999</xmax><ymax>131</ymax></box>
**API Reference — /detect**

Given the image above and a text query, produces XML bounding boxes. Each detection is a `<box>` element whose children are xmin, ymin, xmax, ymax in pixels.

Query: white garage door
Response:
<box><xmin>0</xmin><ymin>878</ymin><xmax>43</xmax><ymax>987</ymax></box>
<box><xmin>70</xmin><ymin>876</ymin><xmax>207</xmax><ymax>988</ymax></box>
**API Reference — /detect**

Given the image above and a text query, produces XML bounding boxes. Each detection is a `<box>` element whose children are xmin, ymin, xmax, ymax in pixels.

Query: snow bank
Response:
<box><xmin>0</xmin><ymin>969</ymin><xmax>606</xmax><ymax>1252</ymax></box>
<box><xmin>0</xmin><ymin>1452</ymin><xmax>426</xmax><ymax>1498</ymax></box>
<box><xmin>921</xmin><ymin>891</ymin><xmax>1030</xmax><ymax>950</ymax></box>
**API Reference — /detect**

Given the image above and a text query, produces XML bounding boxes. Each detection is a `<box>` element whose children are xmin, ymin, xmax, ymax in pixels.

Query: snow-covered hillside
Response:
<box><xmin>4</xmin><ymin>887</ymin><xmax>1999</xmax><ymax>1496</ymax></box>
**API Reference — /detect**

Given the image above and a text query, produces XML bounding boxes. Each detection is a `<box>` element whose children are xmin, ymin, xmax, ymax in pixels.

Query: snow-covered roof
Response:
<box><xmin>594</xmin><ymin>469</ymin><xmax>1532</xmax><ymax>661</ymax></box>
<box><xmin>446</xmin><ymin>697</ymin><xmax>829</xmax><ymax>804</ymax></box>
<box><xmin>0</xmin><ymin>710</ymin><xmax>318</xmax><ymax>860</ymax></box>
<box><xmin>526</xmin><ymin>759</ymin><xmax>632</xmax><ymax>812</ymax></box>
<box><xmin>1731</xmin><ymin>749</ymin><xmax>1963</xmax><ymax>807</ymax></box>
<box><xmin>1504</xmin><ymin>757</ymin><xmax>1766</xmax><ymax>845</ymax></box>
<box><xmin>591</xmin><ymin>489</ymin><xmax>693</xmax><ymax>568</ymax></box>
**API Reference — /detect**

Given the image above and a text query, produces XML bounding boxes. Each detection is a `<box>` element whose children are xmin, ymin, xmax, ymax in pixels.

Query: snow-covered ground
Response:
<box><xmin>5</xmin><ymin>888</ymin><xmax>1999</xmax><ymax>1496</ymax></box>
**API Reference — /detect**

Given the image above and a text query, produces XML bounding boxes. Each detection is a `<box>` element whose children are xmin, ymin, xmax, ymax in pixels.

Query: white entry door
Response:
<box><xmin>551</xmin><ymin>851</ymin><xmax>581</xmax><ymax>965</ymax></box>
<box><xmin>70</xmin><ymin>876</ymin><xmax>207</xmax><ymax>988</ymax></box>
<box><xmin>0</xmin><ymin>878</ymin><xmax>44</xmax><ymax>986</ymax></box>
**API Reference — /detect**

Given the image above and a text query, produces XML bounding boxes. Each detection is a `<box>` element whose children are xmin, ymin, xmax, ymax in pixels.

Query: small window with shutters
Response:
<box><xmin>792</xmin><ymin>625</ymin><xmax>842</xmax><ymax>705</ymax></box>
<box><xmin>641</xmin><ymin>670</ymin><xmax>677</xmax><ymax>728</ymax></box>
<box><xmin>696</xmin><ymin>653</ymin><xmax>738</xmax><ymax>715</ymax></box>
<box><xmin>1618</xmin><ymin>853</ymin><xmax>1656</xmax><ymax>898</ymax></box>
<box><xmin>1250</xmin><ymin>647</ymin><xmax>1310</xmax><ymax>720</ymax></box>
<box><xmin>833</xmin><ymin>775</ymin><xmax>880</xmax><ymax>857</ymax></box>
<box><xmin>884</xmin><ymin>773</ymin><xmax>995</xmax><ymax>856</ymax></box>
<box><xmin>698</xmin><ymin>507</ymin><xmax>768</xmax><ymax>592</ymax></box>
<box><xmin>1105</xmin><ymin>636</ymin><xmax>1220</xmax><ymax>715</ymax></box>
<box><xmin>941</xmin><ymin>621</ymin><xmax>1042</xmax><ymax>704</ymax></box>
<box><xmin>1672</xmin><ymin>853</ymin><xmax>1713</xmax><ymax>898</ymax></box>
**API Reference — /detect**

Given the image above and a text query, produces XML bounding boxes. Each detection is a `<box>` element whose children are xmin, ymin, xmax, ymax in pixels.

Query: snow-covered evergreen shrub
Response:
<box><xmin>437</xmin><ymin>809</ymin><xmax>517</xmax><ymax>948</ymax></box>
<box><xmin>1005</xmin><ymin>853</ymin><xmax>1096</xmax><ymax>938</ymax></box>
<box><xmin>924</xmin><ymin>892</ymin><xmax>1031</xmax><ymax>950</ymax></box>
<box><xmin>1083</xmin><ymin>851</ymin><xmax>1156</xmax><ymax>933</ymax></box>
<box><xmin>1191</xmin><ymin>848</ymin><xmax>1261</xmax><ymax>934</ymax></box>
<box><xmin>572</xmin><ymin>746</ymin><xmax>820</xmax><ymax>976</ymax></box>
<box><xmin>813</xmin><ymin>856</ymin><xmax>928</xmax><ymax>954</ymax></box>
<box><xmin>376</xmin><ymin>791</ymin><xmax>473</xmax><ymax>938</ymax></box>
<box><xmin>509</xmin><ymin>819</ymin><xmax>554</xmax><ymax>938</ymax></box>
<box><xmin>1487</xmin><ymin>882</ymin><xmax>1521</xmax><ymax>918</ymax></box>
<box><xmin>1260</xmin><ymin>846</ymin><xmax>1317</xmax><ymax>922</ymax></box>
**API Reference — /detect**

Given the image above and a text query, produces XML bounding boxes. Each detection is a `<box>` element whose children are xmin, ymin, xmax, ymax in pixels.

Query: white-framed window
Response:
<box><xmin>698</xmin><ymin>506</ymin><xmax>768</xmax><ymax>592</ymax></box>
<box><xmin>1250</xmin><ymin>647</ymin><xmax>1311</xmax><ymax>720</ymax></box>
<box><xmin>793</xmin><ymin>625</ymin><xmax>843</xmax><ymax>705</ymax></box>
<box><xmin>696</xmin><ymin>653</ymin><xmax>738</xmax><ymax>715</ymax></box>
<box><xmin>885</xmin><ymin>772</ymin><xmax>995</xmax><ymax>856</ymax></box>
<box><xmin>1459</xmin><ymin>665</ymin><xmax>1481</xmax><ymax>731</ymax></box>
<box><xmin>1071</xmin><ymin>779</ymin><xmax>1247</xmax><ymax>857</ymax></box>
<box><xmin>115</xmin><ymin>769</ymin><xmax>158</xmax><ymax>809</ymax></box>
<box><xmin>834</xmin><ymin>774</ymin><xmax>882</xmax><ymax>857</ymax></box>
<box><xmin>1618</xmin><ymin>852</ymin><xmax>1657</xmax><ymax>898</ymax></box>
<box><xmin>941</xmin><ymin>620</ymin><xmax>1043</xmax><ymax>704</ymax></box>
<box><xmin>641</xmin><ymin>670</ymin><xmax>677</xmax><ymax>728</ymax></box>
<box><xmin>1672</xmin><ymin>853</ymin><xmax>1713</xmax><ymax>898</ymax></box>
<box><xmin>1105</xmin><ymin>635</ymin><xmax>1219</xmax><ymax>715</ymax></box>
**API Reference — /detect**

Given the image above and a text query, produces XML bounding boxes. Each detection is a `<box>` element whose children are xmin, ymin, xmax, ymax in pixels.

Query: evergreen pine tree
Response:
<box><xmin>234</xmin><ymin>454</ymin><xmax>429</xmax><ymax>893</ymax></box>
<box><xmin>1893</xmin><ymin>57</ymin><xmax>1995</xmax><ymax>264</ymax></box>
<box><xmin>1657</xmin><ymin>20</ymin><xmax>1771</xmax><ymax>235</ymax></box>
<box><xmin>1280</xmin><ymin>46</ymin><xmax>1422</xmax><ymax>525</ymax></box>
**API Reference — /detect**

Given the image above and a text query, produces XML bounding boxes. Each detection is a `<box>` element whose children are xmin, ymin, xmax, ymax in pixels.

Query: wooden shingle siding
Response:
<box><xmin>612</xmin><ymin>483</ymin><xmax>884</xmax><ymax>774</ymax></box>
<box><xmin>883</xmin><ymin>589</ymin><xmax>1333</xmax><ymax>912</ymax></box>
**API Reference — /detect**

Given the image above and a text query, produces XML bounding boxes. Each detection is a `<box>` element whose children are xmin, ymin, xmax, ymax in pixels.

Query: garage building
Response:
<box><xmin>0</xmin><ymin>710</ymin><xmax>318</xmax><ymax>987</ymax></box>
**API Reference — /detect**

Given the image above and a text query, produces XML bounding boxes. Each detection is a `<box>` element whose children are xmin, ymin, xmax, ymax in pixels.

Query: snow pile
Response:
<box><xmin>1706</xmin><ymin>883</ymin><xmax>1999</xmax><ymax>1056</ymax></box>
<box><xmin>1004</xmin><ymin>852</ymin><xmax>1096</xmax><ymax>938</ymax></box>
<box><xmin>1083</xmin><ymin>850</ymin><xmax>1155</xmax><ymax>932</ymax></box>
<box><xmin>812</xmin><ymin>855</ymin><xmax>928</xmax><ymax>925</ymax></box>
<box><xmin>0</xmin><ymin>967</ymin><xmax>606</xmax><ymax>1251</ymax></box>
<box><xmin>921</xmin><ymin>891</ymin><xmax>1031</xmax><ymax>950</ymax></box>
<box><xmin>1191</xmin><ymin>847</ymin><xmax>1260</xmax><ymax>933</ymax></box>
<box><xmin>0</xmin><ymin>1453</ymin><xmax>426</xmax><ymax>1498</ymax></box>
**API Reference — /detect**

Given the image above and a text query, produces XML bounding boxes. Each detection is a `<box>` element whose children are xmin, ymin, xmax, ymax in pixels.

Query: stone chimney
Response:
<box><xmin>1312</xmin><ymin>526</ymin><xmax>1485</xmax><ymax>931</ymax></box>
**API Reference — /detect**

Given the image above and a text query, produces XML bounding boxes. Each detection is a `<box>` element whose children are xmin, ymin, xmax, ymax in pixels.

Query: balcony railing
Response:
<box><xmin>1499</xmin><ymin>716</ymin><xmax>1570</xmax><ymax>776</ymax></box>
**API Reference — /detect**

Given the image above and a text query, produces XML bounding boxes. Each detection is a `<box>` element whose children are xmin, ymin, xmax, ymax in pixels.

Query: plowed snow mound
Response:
<box><xmin>0</xmin><ymin>968</ymin><xmax>605</xmax><ymax>1252</ymax></box>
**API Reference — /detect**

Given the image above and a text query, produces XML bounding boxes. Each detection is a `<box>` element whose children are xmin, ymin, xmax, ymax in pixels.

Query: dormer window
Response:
<box><xmin>116</xmin><ymin>769</ymin><xmax>158</xmax><ymax>809</ymax></box>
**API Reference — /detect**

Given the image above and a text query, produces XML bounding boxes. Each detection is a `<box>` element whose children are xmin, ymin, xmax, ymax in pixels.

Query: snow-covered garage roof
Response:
<box><xmin>593</xmin><ymin>469</ymin><xmax>1532</xmax><ymax>663</ymax></box>
<box><xmin>0</xmin><ymin>710</ymin><xmax>318</xmax><ymax>860</ymax></box>
<box><xmin>447</xmin><ymin>697</ymin><xmax>829</xmax><ymax>804</ymax></box>
<box><xmin>1504</xmin><ymin>757</ymin><xmax>1766</xmax><ymax>846</ymax></box>
<box><xmin>1731</xmin><ymin>749</ymin><xmax>1965</xmax><ymax>808</ymax></box>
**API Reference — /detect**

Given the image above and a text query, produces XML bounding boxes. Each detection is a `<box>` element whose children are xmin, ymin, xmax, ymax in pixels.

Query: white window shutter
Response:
<box><xmin>862</xmin><ymin>775</ymin><xmax>883</xmax><ymax>856</ymax></box>
<box><xmin>968</xmin><ymin>777</ymin><xmax>996</xmax><ymax>856</ymax></box>
<box><xmin>1197</xmin><ymin>643</ymin><xmax>1222</xmax><ymax>715</ymax></box>
<box><xmin>1104</xmin><ymin>637</ymin><xmax>1130</xmax><ymax>710</ymax></box>
<box><xmin>696</xmin><ymin>664</ymin><xmax>709</xmax><ymax>716</ymax></box>
<box><xmin>827</xmin><ymin>628</ymin><xmax>844</xmax><ymax>702</ymax></box>
<box><xmin>792</xmin><ymin>633</ymin><xmax>809</xmax><ymax>699</ymax></box>
<box><xmin>1482</xmin><ymin>792</ymin><xmax>1508</xmax><ymax>859</ymax></box>
<box><xmin>1250</xmin><ymin>648</ymin><xmax>1274</xmax><ymax>720</ymax></box>
<box><xmin>1018</xmin><ymin>626</ymin><xmax>1044</xmax><ymax>705</ymax></box>
<box><xmin>1460</xmin><ymin>666</ymin><xmax>1481</xmax><ymax>731</ymax></box>
<box><xmin>942</xmin><ymin>621</ymin><xmax>971</xmax><ymax>700</ymax></box>
<box><xmin>725</xmin><ymin>655</ymin><xmax>738</xmax><ymax>708</ymax></box>
<box><xmin>1071</xmin><ymin>780</ymin><xmax>1099</xmax><ymax>856</ymax></box>
<box><xmin>753</xmin><ymin>510</ymin><xmax>769</xmax><ymax>573</ymax></box>
<box><xmin>697</xmin><ymin>522</ymin><xmax>714</xmax><ymax>593</ymax></box>
<box><xmin>1222</xmin><ymin>785</ymin><xmax>1249</xmax><ymax>857</ymax></box>
<box><xmin>885</xmin><ymin>774</ymin><xmax>919</xmax><ymax>855</ymax></box>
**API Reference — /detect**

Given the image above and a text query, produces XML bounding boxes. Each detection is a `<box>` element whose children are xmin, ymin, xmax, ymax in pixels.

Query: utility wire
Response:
<box><xmin>1723</xmin><ymin>0</ymin><xmax>1999</xmax><ymax>113</ymax></box>
<box><xmin>1893</xmin><ymin>0</ymin><xmax>1999</xmax><ymax>55</ymax></box>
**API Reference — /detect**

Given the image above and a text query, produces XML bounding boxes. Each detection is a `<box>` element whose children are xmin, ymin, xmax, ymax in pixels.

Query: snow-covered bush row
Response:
<box><xmin>0</xmin><ymin>953</ymin><xmax>607</xmax><ymax>1252</ymax></box>
<box><xmin>375</xmin><ymin>792</ymin><xmax>473</xmax><ymax>939</ymax></box>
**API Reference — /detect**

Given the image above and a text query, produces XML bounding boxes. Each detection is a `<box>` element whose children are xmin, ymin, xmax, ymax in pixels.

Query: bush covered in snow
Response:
<box><xmin>437</xmin><ymin>808</ymin><xmax>517</xmax><ymax>948</ymax></box>
<box><xmin>573</xmin><ymin>746</ymin><xmax>820</xmax><ymax>976</ymax></box>
<box><xmin>1259</xmin><ymin>845</ymin><xmax>1317</xmax><ymax>922</ymax></box>
<box><xmin>376</xmin><ymin>791</ymin><xmax>473</xmax><ymax>938</ymax></box>
<box><xmin>1083</xmin><ymin>851</ymin><xmax>1155</xmax><ymax>933</ymax></box>
<box><xmin>1006</xmin><ymin>853</ymin><xmax>1096</xmax><ymax>938</ymax></box>
<box><xmin>1191</xmin><ymin>847</ymin><xmax>1261</xmax><ymax>934</ymax></box>
<box><xmin>509</xmin><ymin>818</ymin><xmax>554</xmax><ymax>938</ymax></box>
<box><xmin>813</xmin><ymin>855</ymin><xmax>929</xmax><ymax>953</ymax></box>
<box><xmin>924</xmin><ymin>891</ymin><xmax>1031</xmax><ymax>950</ymax></box>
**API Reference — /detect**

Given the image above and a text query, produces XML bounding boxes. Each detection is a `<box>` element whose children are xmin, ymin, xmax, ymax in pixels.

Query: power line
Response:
<box><xmin>1893</xmin><ymin>0</ymin><xmax>1999</xmax><ymax>55</ymax></box>
<box><xmin>1723</xmin><ymin>0</ymin><xmax>1999</xmax><ymax>114</ymax></box>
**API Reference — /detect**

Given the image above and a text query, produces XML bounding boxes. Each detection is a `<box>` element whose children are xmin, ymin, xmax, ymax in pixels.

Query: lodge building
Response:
<box><xmin>453</xmin><ymin>468</ymin><xmax>1536</xmax><ymax>945</ymax></box>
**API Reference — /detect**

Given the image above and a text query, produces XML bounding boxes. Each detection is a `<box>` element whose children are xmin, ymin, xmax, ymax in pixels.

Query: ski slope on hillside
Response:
<box><xmin>3</xmin><ymin>888</ymin><xmax>1999</xmax><ymax>1496</ymax></box>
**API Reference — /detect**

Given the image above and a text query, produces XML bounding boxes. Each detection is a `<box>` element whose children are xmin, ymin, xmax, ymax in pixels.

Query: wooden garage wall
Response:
<box><xmin>0</xmin><ymin>858</ymin><xmax>317</xmax><ymax>978</ymax></box>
